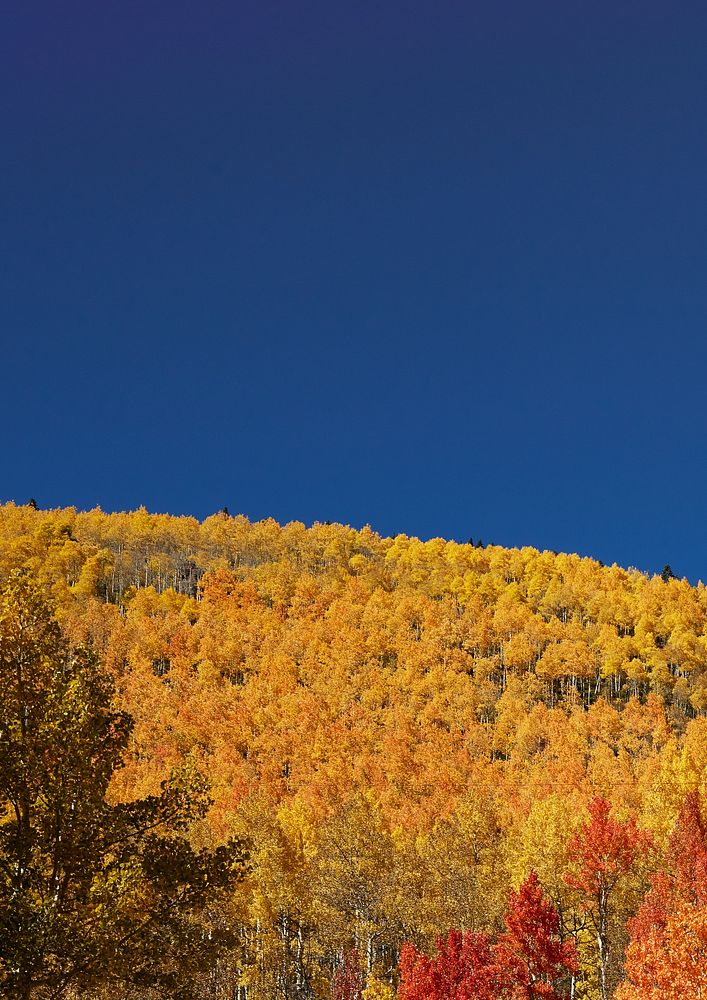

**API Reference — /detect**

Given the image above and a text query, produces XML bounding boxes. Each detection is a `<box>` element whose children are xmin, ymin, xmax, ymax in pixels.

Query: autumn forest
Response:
<box><xmin>2</xmin><ymin>501</ymin><xmax>707</xmax><ymax>999</ymax></box>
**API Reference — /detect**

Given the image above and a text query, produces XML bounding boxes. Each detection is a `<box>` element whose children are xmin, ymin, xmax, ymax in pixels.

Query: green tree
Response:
<box><xmin>0</xmin><ymin>571</ymin><xmax>248</xmax><ymax>1000</ymax></box>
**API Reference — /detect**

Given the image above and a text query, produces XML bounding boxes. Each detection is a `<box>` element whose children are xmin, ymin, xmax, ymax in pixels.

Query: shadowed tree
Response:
<box><xmin>0</xmin><ymin>571</ymin><xmax>248</xmax><ymax>1000</ymax></box>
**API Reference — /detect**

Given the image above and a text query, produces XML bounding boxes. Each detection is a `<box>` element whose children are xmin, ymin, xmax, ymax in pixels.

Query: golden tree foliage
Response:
<box><xmin>1</xmin><ymin>502</ymin><xmax>707</xmax><ymax>997</ymax></box>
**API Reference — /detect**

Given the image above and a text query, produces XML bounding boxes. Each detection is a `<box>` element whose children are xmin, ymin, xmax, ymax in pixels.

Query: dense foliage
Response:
<box><xmin>0</xmin><ymin>571</ymin><xmax>247</xmax><ymax>999</ymax></box>
<box><xmin>1</xmin><ymin>502</ymin><xmax>707</xmax><ymax>998</ymax></box>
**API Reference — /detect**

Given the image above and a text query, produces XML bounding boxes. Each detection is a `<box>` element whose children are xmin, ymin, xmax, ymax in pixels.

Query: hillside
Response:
<box><xmin>1</xmin><ymin>502</ymin><xmax>707</xmax><ymax>999</ymax></box>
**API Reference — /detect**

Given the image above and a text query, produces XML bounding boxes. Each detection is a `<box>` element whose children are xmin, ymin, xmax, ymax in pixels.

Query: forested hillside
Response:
<box><xmin>1</xmin><ymin>502</ymin><xmax>707</xmax><ymax>999</ymax></box>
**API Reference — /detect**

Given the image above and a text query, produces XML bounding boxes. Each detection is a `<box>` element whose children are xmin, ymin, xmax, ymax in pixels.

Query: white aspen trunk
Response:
<box><xmin>598</xmin><ymin>887</ymin><xmax>609</xmax><ymax>1000</ymax></box>
<box><xmin>296</xmin><ymin>924</ymin><xmax>304</xmax><ymax>995</ymax></box>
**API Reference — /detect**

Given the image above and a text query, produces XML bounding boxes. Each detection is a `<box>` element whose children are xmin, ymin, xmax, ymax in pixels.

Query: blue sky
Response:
<box><xmin>3</xmin><ymin>2</ymin><xmax>707</xmax><ymax>579</ymax></box>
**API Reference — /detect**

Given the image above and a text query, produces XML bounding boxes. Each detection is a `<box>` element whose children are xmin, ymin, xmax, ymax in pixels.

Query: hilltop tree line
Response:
<box><xmin>1</xmin><ymin>503</ymin><xmax>707</xmax><ymax>998</ymax></box>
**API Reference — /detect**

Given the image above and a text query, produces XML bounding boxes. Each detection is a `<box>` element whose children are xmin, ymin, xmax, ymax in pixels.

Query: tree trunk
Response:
<box><xmin>598</xmin><ymin>887</ymin><xmax>609</xmax><ymax>1000</ymax></box>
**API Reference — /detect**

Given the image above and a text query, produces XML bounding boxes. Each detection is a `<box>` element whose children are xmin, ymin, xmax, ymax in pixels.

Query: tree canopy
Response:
<box><xmin>1</xmin><ymin>503</ymin><xmax>707</xmax><ymax>998</ymax></box>
<box><xmin>0</xmin><ymin>571</ymin><xmax>248</xmax><ymax>999</ymax></box>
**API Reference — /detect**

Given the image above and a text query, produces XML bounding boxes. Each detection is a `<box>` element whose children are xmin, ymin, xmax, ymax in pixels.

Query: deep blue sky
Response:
<box><xmin>3</xmin><ymin>2</ymin><xmax>707</xmax><ymax>579</ymax></box>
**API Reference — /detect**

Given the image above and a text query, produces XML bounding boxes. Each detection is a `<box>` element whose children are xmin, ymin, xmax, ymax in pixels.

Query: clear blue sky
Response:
<box><xmin>3</xmin><ymin>2</ymin><xmax>707</xmax><ymax>579</ymax></box>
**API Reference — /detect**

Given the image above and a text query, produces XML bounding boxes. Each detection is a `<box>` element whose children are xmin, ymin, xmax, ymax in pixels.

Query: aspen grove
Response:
<box><xmin>1</xmin><ymin>503</ymin><xmax>707</xmax><ymax>998</ymax></box>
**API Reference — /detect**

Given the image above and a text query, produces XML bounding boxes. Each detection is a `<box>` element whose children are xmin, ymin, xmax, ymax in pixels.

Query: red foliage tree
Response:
<box><xmin>618</xmin><ymin>792</ymin><xmax>707</xmax><ymax>1000</ymax></box>
<box><xmin>399</xmin><ymin>930</ymin><xmax>500</xmax><ymax>1000</ymax></box>
<box><xmin>669</xmin><ymin>790</ymin><xmax>707</xmax><ymax>898</ymax></box>
<box><xmin>399</xmin><ymin>875</ymin><xmax>574</xmax><ymax>1000</ymax></box>
<box><xmin>333</xmin><ymin>948</ymin><xmax>365</xmax><ymax>1000</ymax></box>
<box><xmin>496</xmin><ymin>872</ymin><xmax>577</xmax><ymax>999</ymax></box>
<box><xmin>565</xmin><ymin>797</ymin><xmax>647</xmax><ymax>1000</ymax></box>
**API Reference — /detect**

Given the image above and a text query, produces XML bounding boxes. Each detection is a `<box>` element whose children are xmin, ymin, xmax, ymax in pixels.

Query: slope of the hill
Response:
<box><xmin>2</xmin><ymin>502</ymin><xmax>707</xmax><ymax>999</ymax></box>
<box><xmin>1</xmin><ymin>501</ymin><xmax>705</xmax><ymax>712</ymax></box>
